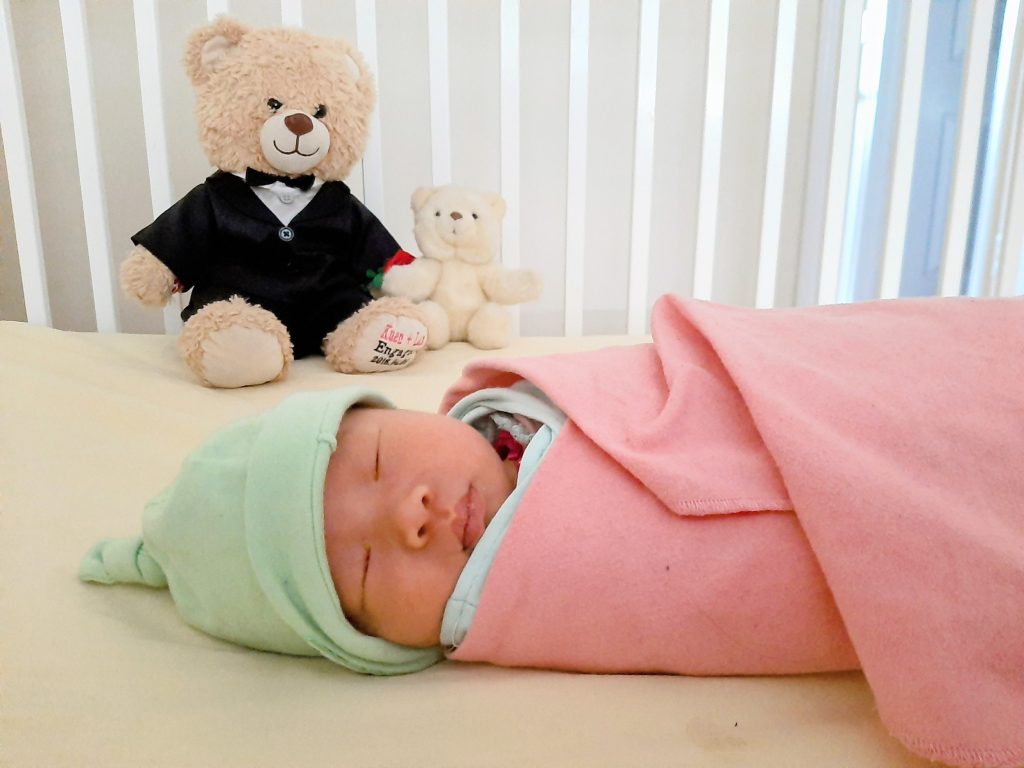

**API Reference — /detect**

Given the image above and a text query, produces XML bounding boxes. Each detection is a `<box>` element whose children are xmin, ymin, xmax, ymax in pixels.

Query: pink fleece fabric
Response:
<box><xmin>439</xmin><ymin>295</ymin><xmax>1024</xmax><ymax>768</ymax></box>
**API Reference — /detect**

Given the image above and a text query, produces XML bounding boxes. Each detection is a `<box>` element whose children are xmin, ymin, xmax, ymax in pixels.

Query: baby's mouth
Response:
<box><xmin>457</xmin><ymin>487</ymin><xmax>485</xmax><ymax>551</ymax></box>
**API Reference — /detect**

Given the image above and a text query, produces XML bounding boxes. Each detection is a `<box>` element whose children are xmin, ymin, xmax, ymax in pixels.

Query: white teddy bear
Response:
<box><xmin>382</xmin><ymin>185</ymin><xmax>542</xmax><ymax>349</ymax></box>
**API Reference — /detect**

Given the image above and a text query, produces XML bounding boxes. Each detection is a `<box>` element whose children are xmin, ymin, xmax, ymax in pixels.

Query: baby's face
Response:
<box><xmin>323</xmin><ymin>407</ymin><xmax>516</xmax><ymax>648</ymax></box>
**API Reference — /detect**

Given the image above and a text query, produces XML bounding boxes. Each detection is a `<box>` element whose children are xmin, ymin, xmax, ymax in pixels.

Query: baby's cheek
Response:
<box><xmin>380</xmin><ymin>565</ymin><xmax>457</xmax><ymax>646</ymax></box>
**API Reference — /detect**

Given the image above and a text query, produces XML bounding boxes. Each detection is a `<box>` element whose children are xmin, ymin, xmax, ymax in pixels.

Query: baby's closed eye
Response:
<box><xmin>374</xmin><ymin>428</ymin><xmax>381</xmax><ymax>480</ymax></box>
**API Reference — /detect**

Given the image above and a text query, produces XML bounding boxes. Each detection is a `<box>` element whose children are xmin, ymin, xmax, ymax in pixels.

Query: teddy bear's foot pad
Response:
<box><xmin>198</xmin><ymin>325</ymin><xmax>287</xmax><ymax>388</ymax></box>
<box><xmin>324</xmin><ymin>300</ymin><xmax>428</xmax><ymax>373</ymax></box>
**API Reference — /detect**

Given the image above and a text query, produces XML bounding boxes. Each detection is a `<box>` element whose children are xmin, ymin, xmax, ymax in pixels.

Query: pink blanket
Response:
<box><xmin>440</xmin><ymin>295</ymin><xmax>1024</xmax><ymax>768</ymax></box>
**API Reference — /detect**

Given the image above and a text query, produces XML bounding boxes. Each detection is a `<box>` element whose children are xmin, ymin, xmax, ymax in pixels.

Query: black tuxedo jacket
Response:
<box><xmin>132</xmin><ymin>171</ymin><xmax>403</xmax><ymax>357</ymax></box>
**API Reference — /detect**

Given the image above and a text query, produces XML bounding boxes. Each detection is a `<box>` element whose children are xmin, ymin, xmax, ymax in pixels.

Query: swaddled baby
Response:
<box><xmin>80</xmin><ymin>382</ymin><xmax>563</xmax><ymax>674</ymax></box>
<box><xmin>81</xmin><ymin>293</ymin><xmax>1024</xmax><ymax>768</ymax></box>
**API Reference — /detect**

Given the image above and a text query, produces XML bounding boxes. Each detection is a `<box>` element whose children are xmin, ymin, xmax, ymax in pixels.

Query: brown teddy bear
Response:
<box><xmin>120</xmin><ymin>17</ymin><xmax>427</xmax><ymax>388</ymax></box>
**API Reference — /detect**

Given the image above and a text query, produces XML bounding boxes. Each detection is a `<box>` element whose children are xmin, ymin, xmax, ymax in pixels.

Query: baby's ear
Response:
<box><xmin>184</xmin><ymin>16</ymin><xmax>249</xmax><ymax>87</ymax></box>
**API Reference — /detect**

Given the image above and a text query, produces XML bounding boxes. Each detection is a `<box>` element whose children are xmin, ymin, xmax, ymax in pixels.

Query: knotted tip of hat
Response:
<box><xmin>80</xmin><ymin>537</ymin><xmax>168</xmax><ymax>588</ymax></box>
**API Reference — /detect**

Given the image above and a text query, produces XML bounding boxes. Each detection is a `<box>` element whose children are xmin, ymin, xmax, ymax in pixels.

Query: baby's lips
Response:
<box><xmin>458</xmin><ymin>487</ymin><xmax>485</xmax><ymax>551</ymax></box>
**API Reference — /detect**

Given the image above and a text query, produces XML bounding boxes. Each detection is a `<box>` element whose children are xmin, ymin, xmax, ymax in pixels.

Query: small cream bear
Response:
<box><xmin>382</xmin><ymin>185</ymin><xmax>542</xmax><ymax>349</ymax></box>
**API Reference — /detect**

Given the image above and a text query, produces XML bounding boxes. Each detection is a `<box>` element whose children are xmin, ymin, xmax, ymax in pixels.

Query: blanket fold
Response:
<box><xmin>440</xmin><ymin>295</ymin><xmax>1024</xmax><ymax>768</ymax></box>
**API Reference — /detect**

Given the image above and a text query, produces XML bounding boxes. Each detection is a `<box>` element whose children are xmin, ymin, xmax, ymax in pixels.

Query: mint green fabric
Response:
<box><xmin>80</xmin><ymin>387</ymin><xmax>444</xmax><ymax>675</ymax></box>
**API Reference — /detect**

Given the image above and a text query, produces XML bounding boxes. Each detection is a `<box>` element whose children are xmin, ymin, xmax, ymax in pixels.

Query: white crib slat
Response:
<box><xmin>0</xmin><ymin>0</ymin><xmax>51</xmax><ymax>326</ymax></box>
<box><xmin>879</xmin><ymin>0</ymin><xmax>930</xmax><ymax>300</ymax></box>
<box><xmin>817</xmin><ymin>0</ymin><xmax>863</xmax><ymax>306</ymax></box>
<box><xmin>281</xmin><ymin>0</ymin><xmax>302</xmax><ymax>27</ymax></box>
<box><xmin>132</xmin><ymin>0</ymin><xmax>172</xmax><ymax>225</ymax></box>
<box><xmin>355</xmin><ymin>0</ymin><xmax>384</xmax><ymax>214</ymax></box>
<box><xmin>940</xmin><ymin>0</ymin><xmax>997</xmax><ymax>296</ymax></box>
<box><xmin>500</xmin><ymin>0</ymin><xmax>521</xmax><ymax>273</ymax></box>
<box><xmin>693</xmin><ymin>0</ymin><xmax>729</xmax><ymax>302</ymax></box>
<box><xmin>132</xmin><ymin>0</ymin><xmax>182</xmax><ymax>335</ymax></box>
<box><xmin>500</xmin><ymin>0</ymin><xmax>522</xmax><ymax>336</ymax></box>
<box><xmin>756</xmin><ymin>0</ymin><xmax>797</xmax><ymax>309</ymax></box>
<box><xmin>59</xmin><ymin>0</ymin><xmax>118</xmax><ymax>332</ymax></box>
<box><xmin>998</xmin><ymin>102</ymin><xmax>1024</xmax><ymax>296</ymax></box>
<box><xmin>626</xmin><ymin>0</ymin><xmax>659</xmax><ymax>334</ymax></box>
<box><xmin>428</xmin><ymin>0</ymin><xmax>452</xmax><ymax>185</ymax></box>
<box><xmin>564</xmin><ymin>0</ymin><xmax>589</xmax><ymax>336</ymax></box>
<box><xmin>964</xmin><ymin>0</ymin><xmax>1019</xmax><ymax>297</ymax></box>
<box><xmin>207</xmin><ymin>0</ymin><xmax>228</xmax><ymax>20</ymax></box>
<box><xmin>995</xmin><ymin>0</ymin><xmax>1024</xmax><ymax>297</ymax></box>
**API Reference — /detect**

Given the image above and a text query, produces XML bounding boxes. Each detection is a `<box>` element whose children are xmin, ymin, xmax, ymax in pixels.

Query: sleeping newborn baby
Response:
<box><xmin>323</xmin><ymin>400</ymin><xmax>532</xmax><ymax>648</ymax></box>
<box><xmin>81</xmin><ymin>293</ymin><xmax>1024</xmax><ymax>768</ymax></box>
<box><xmin>81</xmin><ymin>381</ymin><xmax>565</xmax><ymax>674</ymax></box>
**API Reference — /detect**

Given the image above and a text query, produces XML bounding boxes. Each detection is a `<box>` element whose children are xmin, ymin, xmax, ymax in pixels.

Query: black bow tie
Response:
<box><xmin>244</xmin><ymin>168</ymin><xmax>315</xmax><ymax>191</ymax></box>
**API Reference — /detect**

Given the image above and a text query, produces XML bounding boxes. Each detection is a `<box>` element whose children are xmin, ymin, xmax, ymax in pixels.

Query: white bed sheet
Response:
<box><xmin>0</xmin><ymin>321</ymin><xmax>931</xmax><ymax>768</ymax></box>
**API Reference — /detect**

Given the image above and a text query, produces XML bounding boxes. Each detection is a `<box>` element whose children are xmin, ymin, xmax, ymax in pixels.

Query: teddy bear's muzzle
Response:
<box><xmin>260</xmin><ymin>112</ymin><xmax>330</xmax><ymax>173</ymax></box>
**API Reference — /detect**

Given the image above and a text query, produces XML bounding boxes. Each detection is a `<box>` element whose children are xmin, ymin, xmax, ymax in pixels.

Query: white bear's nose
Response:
<box><xmin>450</xmin><ymin>211</ymin><xmax>463</xmax><ymax>221</ymax></box>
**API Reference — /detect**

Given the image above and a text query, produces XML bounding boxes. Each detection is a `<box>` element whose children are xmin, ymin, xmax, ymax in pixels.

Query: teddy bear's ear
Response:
<box><xmin>411</xmin><ymin>186</ymin><xmax>436</xmax><ymax>212</ymax></box>
<box><xmin>338</xmin><ymin>40</ymin><xmax>370</xmax><ymax>83</ymax></box>
<box><xmin>484</xmin><ymin>192</ymin><xmax>507</xmax><ymax>220</ymax></box>
<box><xmin>184</xmin><ymin>16</ymin><xmax>249</xmax><ymax>87</ymax></box>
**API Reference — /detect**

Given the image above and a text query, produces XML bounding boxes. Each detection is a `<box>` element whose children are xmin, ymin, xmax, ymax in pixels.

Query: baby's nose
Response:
<box><xmin>395</xmin><ymin>484</ymin><xmax>448</xmax><ymax>549</ymax></box>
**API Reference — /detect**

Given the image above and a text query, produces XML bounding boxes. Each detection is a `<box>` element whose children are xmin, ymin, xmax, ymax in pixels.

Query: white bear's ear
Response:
<box><xmin>485</xmin><ymin>192</ymin><xmax>507</xmax><ymax>220</ymax></box>
<box><xmin>411</xmin><ymin>186</ymin><xmax>436</xmax><ymax>213</ymax></box>
<box><xmin>184</xmin><ymin>16</ymin><xmax>249</xmax><ymax>87</ymax></box>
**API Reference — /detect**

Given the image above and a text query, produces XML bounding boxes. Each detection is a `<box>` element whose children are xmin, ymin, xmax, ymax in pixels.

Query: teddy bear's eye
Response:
<box><xmin>472</xmin><ymin>213</ymin><xmax>478</xmax><ymax>219</ymax></box>
<box><xmin>266</xmin><ymin>98</ymin><xmax>283</xmax><ymax>111</ymax></box>
<box><xmin>435</xmin><ymin>211</ymin><xmax>441</xmax><ymax>217</ymax></box>
<box><xmin>313</xmin><ymin>104</ymin><xmax>328</xmax><ymax>119</ymax></box>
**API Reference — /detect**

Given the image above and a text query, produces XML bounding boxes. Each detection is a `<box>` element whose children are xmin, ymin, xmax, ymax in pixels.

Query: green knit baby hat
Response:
<box><xmin>79</xmin><ymin>387</ymin><xmax>444</xmax><ymax>675</ymax></box>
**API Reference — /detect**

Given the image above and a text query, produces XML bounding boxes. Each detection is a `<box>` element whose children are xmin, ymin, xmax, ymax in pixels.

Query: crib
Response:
<box><xmin>1</xmin><ymin>2</ymin><xmax>1019</xmax><ymax>767</ymax></box>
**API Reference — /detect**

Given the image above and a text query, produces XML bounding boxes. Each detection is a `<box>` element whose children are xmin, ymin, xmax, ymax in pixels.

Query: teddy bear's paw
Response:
<box><xmin>467</xmin><ymin>303</ymin><xmax>512</xmax><ymax>350</ymax></box>
<box><xmin>120</xmin><ymin>246</ymin><xmax>177</xmax><ymax>308</ymax></box>
<box><xmin>178</xmin><ymin>297</ymin><xmax>294</xmax><ymax>388</ymax></box>
<box><xmin>323</xmin><ymin>297</ymin><xmax>428</xmax><ymax>373</ymax></box>
<box><xmin>485</xmin><ymin>268</ymin><xmax>543</xmax><ymax>305</ymax></box>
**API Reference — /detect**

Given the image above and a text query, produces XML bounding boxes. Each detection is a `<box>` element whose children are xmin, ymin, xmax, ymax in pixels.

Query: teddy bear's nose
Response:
<box><xmin>284</xmin><ymin>113</ymin><xmax>314</xmax><ymax>136</ymax></box>
<box><xmin>450</xmin><ymin>211</ymin><xmax>463</xmax><ymax>221</ymax></box>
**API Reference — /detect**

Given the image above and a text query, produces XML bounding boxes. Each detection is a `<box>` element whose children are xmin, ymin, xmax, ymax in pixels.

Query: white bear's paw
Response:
<box><xmin>505</xmin><ymin>269</ymin><xmax>543</xmax><ymax>302</ymax></box>
<box><xmin>380</xmin><ymin>261</ymin><xmax>438</xmax><ymax>302</ymax></box>
<box><xmin>323</xmin><ymin>297</ymin><xmax>428</xmax><ymax>373</ymax></box>
<box><xmin>466</xmin><ymin>302</ymin><xmax>511</xmax><ymax>350</ymax></box>
<box><xmin>416</xmin><ymin>300</ymin><xmax>452</xmax><ymax>350</ymax></box>
<box><xmin>484</xmin><ymin>268</ymin><xmax>543</xmax><ymax>305</ymax></box>
<box><xmin>178</xmin><ymin>297</ymin><xmax>293</xmax><ymax>388</ymax></box>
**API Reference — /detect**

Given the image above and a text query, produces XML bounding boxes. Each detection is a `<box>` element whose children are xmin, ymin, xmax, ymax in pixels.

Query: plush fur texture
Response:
<box><xmin>120</xmin><ymin>17</ymin><xmax>427</xmax><ymax>387</ymax></box>
<box><xmin>382</xmin><ymin>185</ymin><xmax>542</xmax><ymax>350</ymax></box>
<box><xmin>184</xmin><ymin>17</ymin><xmax>374</xmax><ymax>181</ymax></box>
<box><xmin>120</xmin><ymin>246</ymin><xmax>176</xmax><ymax>308</ymax></box>
<box><xmin>178</xmin><ymin>296</ymin><xmax>293</xmax><ymax>388</ymax></box>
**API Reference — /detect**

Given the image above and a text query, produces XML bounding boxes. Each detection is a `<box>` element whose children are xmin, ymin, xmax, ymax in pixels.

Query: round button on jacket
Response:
<box><xmin>278</xmin><ymin>226</ymin><xmax>295</xmax><ymax>242</ymax></box>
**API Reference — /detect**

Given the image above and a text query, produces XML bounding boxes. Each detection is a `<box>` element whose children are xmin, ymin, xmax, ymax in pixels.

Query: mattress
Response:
<box><xmin>0</xmin><ymin>320</ymin><xmax>932</xmax><ymax>767</ymax></box>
